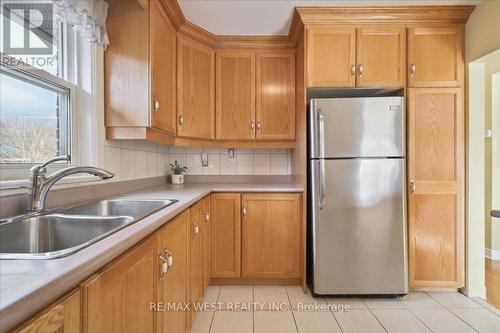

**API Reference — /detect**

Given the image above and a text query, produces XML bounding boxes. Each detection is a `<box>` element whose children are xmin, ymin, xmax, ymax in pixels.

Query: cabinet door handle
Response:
<box><xmin>351</xmin><ymin>64</ymin><xmax>355</xmax><ymax>78</ymax></box>
<box><xmin>250</xmin><ymin>120</ymin><xmax>255</xmax><ymax>130</ymax></box>
<box><xmin>410</xmin><ymin>63</ymin><xmax>416</xmax><ymax>77</ymax></box>
<box><xmin>242</xmin><ymin>203</ymin><xmax>247</xmax><ymax>216</ymax></box>
<box><xmin>159</xmin><ymin>251</ymin><xmax>173</xmax><ymax>277</ymax></box>
<box><xmin>205</xmin><ymin>212</ymin><xmax>210</xmax><ymax>222</ymax></box>
<box><xmin>164</xmin><ymin>249</ymin><xmax>173</xmax><ymax>268</ymax></box>
<box><xmin>256</xmin><ymin>121</ymin><xmax>261</xmax><ymax>130</ymax></box>
<box><xmin>178</xmin><ymin>114</ymin><xmax>183</xmax><ymax>127</ymax></box>
<box><xmin>153</xmin><ymin>97</ymin><xmax>160</xmax><ymax>113</ymax></box>
<box><xmin>192</xmin><ymin>222</ymin><xmax>199</xmax><ymax>238</ymax></box>
<box><xmin>409</xmin><ymin>180</ymin><xmax>416</xmax><ymax>194</ymax></box>
<box><xmin>358</xmin><ymin>64</ymin><xmax>363</xmax><ymax>78</ymax></box>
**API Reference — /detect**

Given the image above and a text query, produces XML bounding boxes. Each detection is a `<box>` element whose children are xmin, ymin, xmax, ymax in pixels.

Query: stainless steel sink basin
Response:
<box><xmin>60</xmin><ymin>199</ymin><xmax>177</xmax><ymax>220</ymax></box>
<box><xmin>0</xmin><ymin>198</ymin><xmax>178</xmax><ymax>259</ymax></box>
<box><xmin>0</xmin><ymin>214</ymin><xmax>133</xmax><ymax>259</ymax></box>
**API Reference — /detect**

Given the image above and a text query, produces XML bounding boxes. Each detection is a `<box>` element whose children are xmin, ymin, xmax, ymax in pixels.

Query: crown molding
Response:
<box><xmin>162</xmin><ymin>1</ymin><xmax>475</xmax><ymax>49</ymax></box>
<box><xmin>295</xmin><ymin>6</ymin><xmax>475</xmax><ymax>25</ymax></box>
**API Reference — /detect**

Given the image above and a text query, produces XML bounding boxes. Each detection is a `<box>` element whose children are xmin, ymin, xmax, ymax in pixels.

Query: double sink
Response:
<box><xmin>0</xmin><ymin>199</ymin><xmax>177</xmax><ymax>260</ymax></box>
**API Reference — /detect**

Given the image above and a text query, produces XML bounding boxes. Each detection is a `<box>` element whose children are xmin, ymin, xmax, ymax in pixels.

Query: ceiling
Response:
<box><xmin>178</xmin><ymin>0</ymin><xmax>480</xmax><ymax>35</ymax></box>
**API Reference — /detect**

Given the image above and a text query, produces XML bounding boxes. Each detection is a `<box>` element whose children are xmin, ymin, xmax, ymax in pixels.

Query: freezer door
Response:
<box><xmin>310</xmin><ymin>97</ymin><xmax>404</xmax><ymax>159</ymax></box>
<box><xmin>310</xmin><ymin>158</ymin><xmax>408</xmax><ymax>295</ymax></box>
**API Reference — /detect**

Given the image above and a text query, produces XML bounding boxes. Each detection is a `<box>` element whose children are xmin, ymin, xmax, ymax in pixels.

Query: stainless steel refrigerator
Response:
<box><xmin>309</xmin><ymin>96</ymin><xmax>408</xmax><ymax>296</ymax></box>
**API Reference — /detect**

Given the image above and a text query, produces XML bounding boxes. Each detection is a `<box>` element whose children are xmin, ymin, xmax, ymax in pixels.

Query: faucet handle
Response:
<box><xmin>30</xmin><ymin>155</ymin><xmax>71</xmax><ymax>175</ymax></box>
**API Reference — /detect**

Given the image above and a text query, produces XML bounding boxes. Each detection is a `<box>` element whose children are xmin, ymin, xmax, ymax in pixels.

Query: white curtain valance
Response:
<box><xmin>54</xmin><ymin>0</ymin><xmax>109</xmax><ymax>49</ymax></box>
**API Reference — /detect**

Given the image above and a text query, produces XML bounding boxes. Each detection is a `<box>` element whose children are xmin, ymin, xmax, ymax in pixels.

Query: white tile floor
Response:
<box><xmin>191</xmin><ymin>286</ymin><xmax>500</xmax><ymax>333</ymax></box>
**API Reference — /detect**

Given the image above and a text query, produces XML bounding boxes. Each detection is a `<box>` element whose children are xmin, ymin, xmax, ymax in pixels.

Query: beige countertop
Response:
<box><xmin>0</xmin><ymin>182</ymin><xmax>302</xmax><ymax>332</ymax></box>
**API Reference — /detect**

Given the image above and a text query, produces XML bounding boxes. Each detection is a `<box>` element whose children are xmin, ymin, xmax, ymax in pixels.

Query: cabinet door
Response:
<box><xmin>210</xmin><ymin>193</ymin><xmax>241</xmax><ymax>278</ymax></box>
<box><xmin>216</xmin><ymin>51</ymin><xmax>256</xmax><ymax>140</ymax></box>
<box><xmin>356</xmin><ymin>26</ymin><xmax>406</xmax><ymax>87</ymax></box>
<box><xmin>14</xmin><ymin>290</ymin><xmax>80</xmax><ymax>333</ymax></box>
<box><xmin>189</xmin><ymin>201</ymin><xmax>204</xmax><ymax>323</ymax></box>
<box><xmin>241</xmin><ymin>193</ymin><xmax>301</xmax><ymax>278</ymax></box>
<box><xmin>177</xmin><ymin>35</ymin><xmax>215</xmax><ymax>139</ymax></box>
<box><xmin>408</xmin><ymin>27</ymin><xmax>463</xmax><ymax>87</ymax></box>
<box><xmin>408</xmin><ymin>88</ymin><xmax>464</xmax><ymax>289</ymax></box>
<box><xmin>150</xmin><ymin>0</ymin><xmax>176</xmax><ymax>134</ymax></box>
<box><xmin>82</xmin><ymin>236</ymin><xmax>157</xmax><ymax>333</ymax></box>
<box><xmin>256</xmin><ymin>51</ymin><xmax>295</xmax><ymax>140</ymax></box>
<box><xmin>306</xmin><ymin>26</ymin><xmax>356</xmax><ymax>87</ymax></box>
<box><xmin>157</xmin><ymin>210</ymin><xmax>189</xmax><ymax>333</ymax></box>
<box><xmin>201</xmin><ymin>196</ymin><xmax>211</xmax><ymax>291</ymax></box>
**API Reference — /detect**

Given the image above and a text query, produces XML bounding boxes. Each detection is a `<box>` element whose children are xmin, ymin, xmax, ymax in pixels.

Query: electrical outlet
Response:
<box><xmin>228</xmin><ymin>148</ymin><xmax>235</xmax><ymax>159</ymax></box>
<box><xmin>201</xmin><ymin>152</ymin><xmax>209</xmax><ymax>167</ymax></box>
<box><xmin>485</xmin><ymin>129</ymin><xmax>493</xmax><ymax>138</ymax></box>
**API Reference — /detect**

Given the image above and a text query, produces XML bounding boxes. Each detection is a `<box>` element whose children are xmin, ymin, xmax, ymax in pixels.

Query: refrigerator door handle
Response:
<box><xmin>318</xmin><ymin>110</ymin><xmax>325</xmax><ymax>158</ymax></box>
<box><xmin>318</xmin><ymin>159</ymin><xmax>326</xmax><ymax>209</ymax></box>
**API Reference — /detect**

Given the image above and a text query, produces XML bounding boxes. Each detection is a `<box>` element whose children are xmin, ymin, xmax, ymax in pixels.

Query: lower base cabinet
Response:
<box><xmin>210</xmin><ymin>192</ymin><xmax>302</xmax><ymax>281</ymax></box>
<box><xmin>14</xmin><ymin>290</ymin><xmax>81</xmax><ymax>333</ymax></box>
<box><xmin>157</xmin><ymin>210</ymin><xmax>189</xmax><ymax>333</ymax></box>
<box><xmin>82</xmin><ymin>236</ymin><xmax>157</xmax><ymax>333</ymax></box>
<box><xmin>242</xmin><ymin>193</ymin><xmax>301</xmax><ymax>278</ymax></box>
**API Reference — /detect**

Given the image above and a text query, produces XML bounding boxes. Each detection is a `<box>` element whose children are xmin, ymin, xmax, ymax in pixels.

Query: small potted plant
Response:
<box><xmin>169</xmin><ymin>160</ymin><xmax>187</xmax><ymax>184</ymax></box>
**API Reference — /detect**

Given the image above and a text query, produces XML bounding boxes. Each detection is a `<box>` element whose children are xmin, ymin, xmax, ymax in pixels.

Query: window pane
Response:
<box><xmin>0</xmin><ymin>69</ymin><xmax>69</xmax><ymax>163</ymax></box>
<box><xmin>1</xmin><ymin>1</ymin><xmax>62</xmax><ymax>78</ymax></box>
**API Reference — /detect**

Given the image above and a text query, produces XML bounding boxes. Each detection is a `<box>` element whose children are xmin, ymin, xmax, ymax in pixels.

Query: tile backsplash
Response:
<box><xmin>104</xmin><ymin>140</ymin><xmax>291</xmax><ymax>182</ymax></box>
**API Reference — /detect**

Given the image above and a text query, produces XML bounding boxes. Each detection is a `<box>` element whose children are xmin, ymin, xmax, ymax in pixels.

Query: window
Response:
<box><xmin>0</xmin><ymin>1</ymin><xmax>75</xmax><ymax>165</ymax></box>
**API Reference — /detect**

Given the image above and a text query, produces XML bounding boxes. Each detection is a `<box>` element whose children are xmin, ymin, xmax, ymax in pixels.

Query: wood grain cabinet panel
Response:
<box><xmin>177</xmin><ymin>35</ymin><xmax>215</xmax><ymax>139</ymax></box>
<box><xmin>150</xmin><ymin>0</ymin><xmax>176</xmax><ymax>134</ymax></box>
<box><xmin>256</xmin><ymin>51</ymin><xmax>296</xmax><ymax>140</ymax></box>
<box><xmin>408</xmin><ymin>27</ymin><xmax>463</xmax><ymax>87</ymax></box>
<box><xmin>216</xmin><ymin>51</ymin><xmax>256</xmax><ymax>140</ymax></box>
<box><xmin>408</xmin><ymin>88</ymin><xmax>464</xmax><ymax>289</ymax></box>
<box><xmin>241</xmin><ymin>193</ymin><xmax>301</xmax><ymax>278</ymax></box>
<box><xmin>14</xmin><ymin>290</ymin><xmax>80</xmax><ymax>333</ymax></box>
<box><xmin>82</xmin><ymin>236</ymin><xmax>157</xmax><ymax>333</ymax></box>
<box><xmin>210</xmin><ymin>193</ymin><xmax>241</xmax><ymax>278</ymax></box>
<box><xmin>201</xmin><ymin>196</ymin><xmax>211</xmax><ymax>291</ymax></box>
<box><xmin>189</xmin><ymin>201</ymin><xmax>204</xmax><ymax>324</ymax></box>
<box><xmin>157</xmin><ymin>210</ymin><xmax>189</xmax><ymax>333</ymax></box>
<box><xmin>306</xmin><ymin>26</ymin><xmax>356</xmax><ymax>88</ymax></box>
<box><xmin>356</xmin><ymin>26</ymin><xmax>406</xmax><ymax>87</ymax></box>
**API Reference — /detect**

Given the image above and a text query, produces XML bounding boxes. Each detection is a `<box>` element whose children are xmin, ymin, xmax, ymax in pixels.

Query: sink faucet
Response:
<box><xmin>29</xmin><ymin>155</ymin><xmax>114</xmax><ymax>213</ymax></box>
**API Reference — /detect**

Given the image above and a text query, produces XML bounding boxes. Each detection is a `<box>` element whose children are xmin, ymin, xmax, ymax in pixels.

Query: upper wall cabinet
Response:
<box><xmin>306</xmin><ymin>25</ymin><xmax>405</xmax><ymax>88</ymax></box>
<box><xmin>177</xmin><ymin>35</ymin><xmax>215</xmax><ymax>139</ymax></box>
<box><xmin>216</xmin><ymin>51</ymin><xmax>256</xmax><ymax>140</ymax></box>
<box><xmin>105</xmin><ymin>0</ymin><xmax>176</xmax><ymax>141</ymax></box>
<box><xmin>408</xmin><ymin>27</ymin><xmax>464</xmax><ymax>87</ymax></box>
<box><xmin>150</xmin><ymin>0</ymin><xmax>176</xmax><ymax>134</ymax></box>
<box><xmin>356</xmin><ymin>26</ymin><xmax>406</xmax><ymax>87</ymax></box>
<box><xmin>256</xmin><ymin>51</ymin><xmax>296</xmax><ymax>140</ymax></box>
<box><xmin>306</xmin><ymin>26</ymin><xmax>356</xmax><ymax>87</ymax></box>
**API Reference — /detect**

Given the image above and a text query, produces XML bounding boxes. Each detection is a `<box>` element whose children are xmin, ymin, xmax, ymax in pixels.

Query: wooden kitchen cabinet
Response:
<box><xmin>157</xmin><ymin>210</ymin><xmax>189</xmax><ymax>333</ymax></box>
<box><xmin>356</xmin><ymin>26</ymin><xmax>406</xmax><ymax>87</ymax></box>
<box><xmin>105</xmin><ymin>0</ymin><xmax>176</xmax><ymax>142</ymax></box>
<box><xmin>177</xmin><ymin>35</ymin><xmax>215</xmax><ymax>139</ymax></box>
<box><xmin>201</xmin><ymin>196</ymin><xmax>211</xmax><ymax>291</ymax></box>
<box><xmin>216</xmin><ymin>51</ymin><xmax>256</xmax><ymax>140</ymax></box>
<box><xmin>306</xmin><ymin>26</ymin><xmax>356</xmax><ymax>87</ymax></box>
<box><xmin>256</xmin><ymin>51</ymin><xmax>296</xmax><ymax>140</ymax></box>
<box><xmin>407</xmin><ymin>88</ymin><xmax>464</xmax><ymax>289</ymax></box>
<box><xmin>14</xmin><ymin>290</ymin><xmax>80</xmax><ymax>333</ymax></box>
<box><xmin>150</xmin><ymin>0</ymin><xmax>176</xmax><ymax>134</ymax></box>
<box><xmin>241</xmin><ymin>193</ymin><xmax>301</xmax><ymax>278</ymax></box>
<box><xmin>210</xmin><ymin>193</ymin><xmax>241</xmax><ymax>278</ymax></box>
<box><xmin>408</xmin><ymin>27</ymin><xmax>464</xmax><ymax>87</ymax></box>
<box><xmin>189</xmin><ymin>201</ymin><xmax>204</xmax><ymax>324</ymax></box>
<box><xmin>82</xmin><ymin>236</ymin><xmax>157</xmax><ymax>333</ymax></box>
